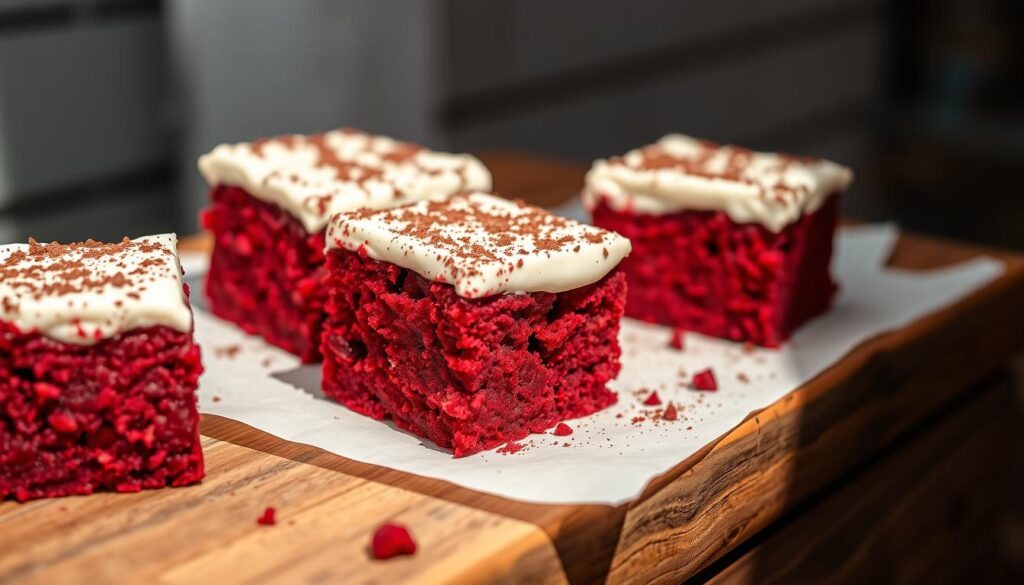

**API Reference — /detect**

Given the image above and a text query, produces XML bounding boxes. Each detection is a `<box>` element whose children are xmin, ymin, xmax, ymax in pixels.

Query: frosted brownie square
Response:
<box><xmin>198</xmin><ymin>128</ymin><xmax>491</xmax><ymax>361</ymax></box>
<box><xmin>321</xmin><ymin>193</ymin><xmax>631</xmax><ymax>456</ymax></box>
<box><xmin>0</xmin><ymin>235</ymin><xmax>203</xmax><ymax>501</ymax></box>
<box><xmin>584</xmin><ymin>134</ymin><xmax>853</xmax><ymax>347</ymax></box>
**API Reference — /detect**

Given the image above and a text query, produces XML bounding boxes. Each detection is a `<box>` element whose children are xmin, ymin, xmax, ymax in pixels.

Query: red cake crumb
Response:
<box><xmin>497</xmin><ymin>441</ymin><xmax>524</xmax><ymax>455</ymax></box>
<box><xmin>371</xmin><ymin>523</ymin><xmax>417</xmax><ymax>559</ymax></box>
<box><xmin>662</xmin><ymin>403</ymin><xmax>679</xmax><ymax>421</ymax></box>
<box><xmin>257</xmin><ymin>506</ymin><xmax>277</xmax><ymax>526</ymax></box>
<box><xmin>643</xmin><ymin>391</ymin><xmax>663</xmax><ymax>406</ymax></box>
<box><xmin>203</xmin><ymin>186</ymin><xmax>326</xmax><ymax>362</ymax></box>
<box><xmin>590</xmin><ymin>195</ymin><xmax>839</xmax><ymax>347</ymax></box>
<box><xmin>321</xmin><ymin>250</ymin><xmax>626</xmax><ymax>457</ymax></box>
<box><xmin>692</xmin><ymin>369</ymin><xmax>718</xmax><ymax>391</ymax></box>
<box><xmin>737</xmin><ymin>373</ymin><xmax>750</xmax><ymax>383</ymax></box>
<box><xmin>669</xmin><ymin>328</ymin><xmax>685</xmax><ymax>350</ymax></box>
<box><xmin>1</xmin><ymin>325</ymin><xmax>204</xmax><ymax>501</ymax></box>
<box><xmin>552</xmin><ymin>423</ymin><xmax>573</xmax><ymax>436</ymax></box>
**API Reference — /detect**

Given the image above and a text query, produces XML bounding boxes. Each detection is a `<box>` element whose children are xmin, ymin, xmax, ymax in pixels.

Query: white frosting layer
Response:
<box><xmin>198</xmin><ymin>129</ymin><xmax>492</xmax><ymax>233</ymax></box>
<box><xmin>327</xmin><ymin>192</ymin><xmax>631</xmax><ymax>298</ymax></box>
<box><xmin>0</xmin><ymin>234</ymin><xmax>193</xmax><ymax>345</ymax></box>
<box><xmin>583</xmin><ymin>134</ymin><xmax>853</xmax><ymax>232</ymax></box>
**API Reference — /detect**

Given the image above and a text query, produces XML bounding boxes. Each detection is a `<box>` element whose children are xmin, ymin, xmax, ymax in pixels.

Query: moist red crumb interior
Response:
<box><xmin>321</xmin><ymin>250</ymin><xmax>627</xmax><ymax>457</ymax></box>
<box><xmin>202</xmin><ymin>185</ymin><xmax>326</xmax><ymax>362</ymax></box>
<box><xmin>591</xmin><ymin>194</ymin><xmax>840</xmax><ymax>347</ymax></box>
<box><xmin>1</xmin><ymin>325</ymin><xmax>204</xmax><ymax>502</ymax></box>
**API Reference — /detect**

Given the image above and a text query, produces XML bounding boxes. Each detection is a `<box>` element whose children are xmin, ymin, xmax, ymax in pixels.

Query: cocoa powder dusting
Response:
<box><xmin>332</xmin><ymin>194</ymin><xmax>620</xmax><ymax>296</ymax></box>
<box><xmin>249</xmin><ymin>129</ymin><xmax>477</xmax><ymax>219</ymax></box>
<box><xmin>0</xmin><ymin>236</ymin><xmax>177</xmax><ymax>306</ymax></box>
<box><xmin>616</xmin><ymin>138</ymin><xmax>823</xmax><ymax>201</ymax></box>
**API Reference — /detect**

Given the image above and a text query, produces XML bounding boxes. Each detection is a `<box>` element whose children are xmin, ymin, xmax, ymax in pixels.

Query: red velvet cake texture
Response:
<box><xmin>0</xmin><ymin>324</ymin><xmax>204</xmax><ymax>501</ymax></box>
<box><xmin>322</xmin><ymin>250</ymin><xmax>627</xmax><ymax>457</ymax></box>
<box><xmin>202</xmin><ymin>185</ymin><xmax>326</xmax><ymax>362</ymax></box>
<box><xmin>198</xmin><ymin>130</ymin><xmax>491</xmax><ymax>362</ymax></box>
<box><xmin>591</xmin><ymin>194</ymin><xmax>839</xmax><ymax>347</ymax></box>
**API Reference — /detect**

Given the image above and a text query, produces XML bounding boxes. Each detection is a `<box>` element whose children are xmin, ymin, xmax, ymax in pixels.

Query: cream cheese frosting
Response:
<box><xmin>327</xmin><ymin>192</ymin><xmax>631</xmax><ymax>298</ymax></box>
<box><xmin>0</xmin><ymin>234</ymin><xmax>193</xmax><ymax>344</ymax></box>
<box><xmin>198</xmin><ymin>129</ymin><xmax>492</xmax><ymax>233</ymax></box>
<box><xmin>583</xmin><ymin>134</ymin><xmax>853</xmax><ymax>232</ymax></box>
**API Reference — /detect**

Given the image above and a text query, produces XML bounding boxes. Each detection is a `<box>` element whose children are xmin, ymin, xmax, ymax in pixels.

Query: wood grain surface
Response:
<box><xmin>3</xmin><ymin>153</ymin><xmax>1023</xmax><ymax>585</ymax></box>
<box><xmin>0</xmin><ymin>429</ymin><xmax>567</xmax><ymax>585</ymax></box>
<box><xmin>705</xmin><ymin>373</ymin><xmax>1014</xmax><ymax>585</ymax></box>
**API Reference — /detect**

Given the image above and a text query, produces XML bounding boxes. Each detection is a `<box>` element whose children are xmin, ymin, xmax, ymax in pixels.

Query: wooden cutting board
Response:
<box><xmin>2</xmin><ymin>153</ymin><xmax>1023</xmax><ymax>585</ymax></box>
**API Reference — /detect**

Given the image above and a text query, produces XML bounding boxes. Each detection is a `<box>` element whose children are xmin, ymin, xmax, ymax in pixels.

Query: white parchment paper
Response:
<box><xmin>185</xmin><ymin>224</ymin><xmax>1003</xmax><ymax>505</ymax></box>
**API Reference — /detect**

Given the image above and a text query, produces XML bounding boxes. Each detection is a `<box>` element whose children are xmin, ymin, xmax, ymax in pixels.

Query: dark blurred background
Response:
<box><xmin>0</xmin><ymin>0</ymin><xmax>1020</xmax><ymax>247</ymax></box>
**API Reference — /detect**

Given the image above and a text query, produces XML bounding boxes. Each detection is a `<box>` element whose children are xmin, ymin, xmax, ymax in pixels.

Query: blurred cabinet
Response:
<box><xmin>445</xmin><ymin>26</ymin><xmax>880</xmax><ymax>160</ymax></box>
<box><xmin>0</xmin><ymin>0</ymin><xmax>885</xmax><ymax>242</ymax></box>
<box><xmin>0</xmin><ymin>19</ymin><xmax>166</xmax><ymax>202</ymax></box>
<box><xmin>438</xmin><ymin>0</ymin><xmax>882</xmax><ymax>215</ymax></box>
<box><xmin>0</xmin><ymin>0</ymin><xmax>168</xmax><ymax>242</ymax></box>
<box><xmin>443</xmin><ymin>0</ymin><xmax>865</xmax><ymax>100</ymax></box>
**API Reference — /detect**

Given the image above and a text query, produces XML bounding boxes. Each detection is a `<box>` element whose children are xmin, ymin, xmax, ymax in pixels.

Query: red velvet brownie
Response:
<box><xmin>0</xmin><ymin>235</ymin><xmax>203</xmax><ymax>501</ymax></box>
<box><xmin>198</xmin><ymin>129</ymin><xmax>491</xmax><ymax>362</ymax></box>
<box><xmin>322</xmin><ymin>193</ymin><xmax>631</xmax><ymax>456</ymax></box>
<box><xmin>584</xmin><ymin>135</ymin><xmax>853</xmax><ymax>347</ymax></box>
